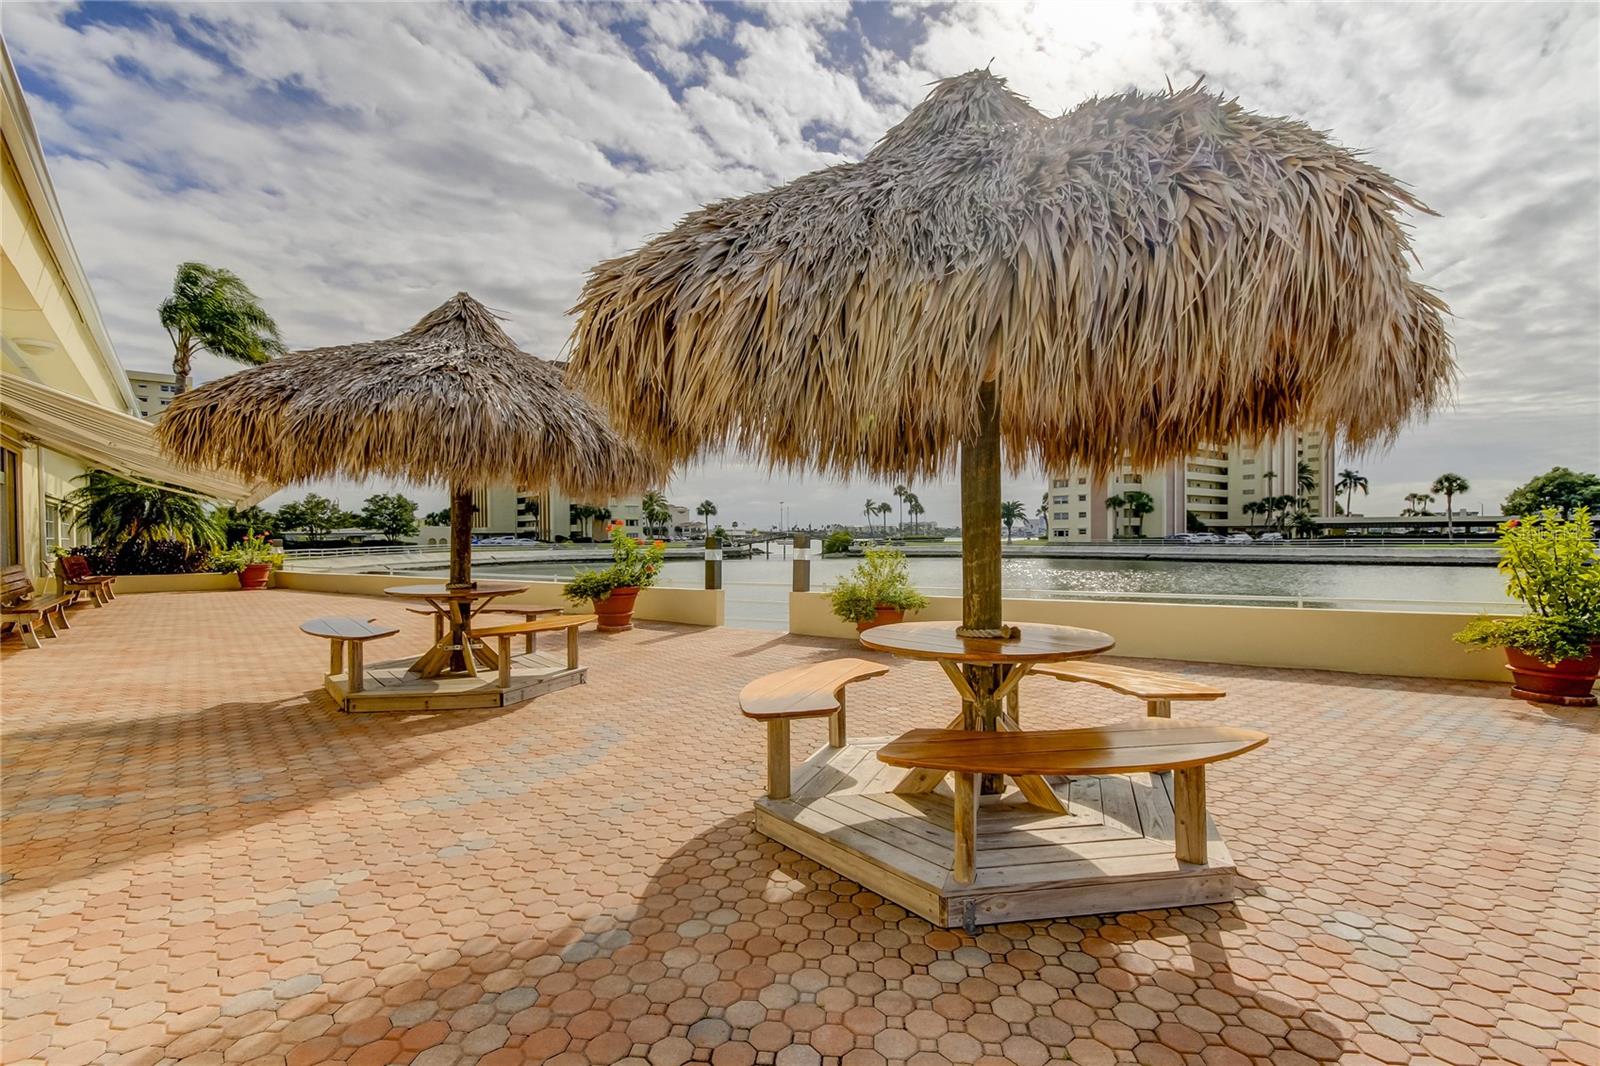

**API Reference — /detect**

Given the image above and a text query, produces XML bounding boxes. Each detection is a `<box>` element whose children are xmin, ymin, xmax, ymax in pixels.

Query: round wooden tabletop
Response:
<box><xmin>859</xmin><ymin>620</ymin><xmax>1114</xmax><ymax>664</ymax></box>
<box><xmin>382</xmin><ymin>580</ymin><xmax>530</xmax><ymax>601</ymax></box>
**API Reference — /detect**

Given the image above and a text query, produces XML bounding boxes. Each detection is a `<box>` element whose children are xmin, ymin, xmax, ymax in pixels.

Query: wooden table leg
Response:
<box><xmin>329</xmin><ymin>638</ymin><xmax>344</xmax><ymax>677</ymax></box>
<box><xmin>348</xmin><ymin>642</ymin><xmax>365</xmax><ymax>694</ymax></box>
<box><xmin>566</xmin><ymin>624</ymin><xmax>579</xmax><ymax>670</ymax></box>
<box><xmin>1173</xmin><ymin>765</ymin><xmax>1207</xmax><ymax>864</ymax></box>
<box><xmin>952</xmin><ymin>772</ymin><xmax>977</xmax><ymax>885</ymax></box>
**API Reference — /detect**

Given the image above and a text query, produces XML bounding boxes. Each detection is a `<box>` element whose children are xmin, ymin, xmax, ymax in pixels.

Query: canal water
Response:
<box><xmin>463</xmin><ymin>555</ymin><xmax>1511</xmax><ymax>631</ymax></box>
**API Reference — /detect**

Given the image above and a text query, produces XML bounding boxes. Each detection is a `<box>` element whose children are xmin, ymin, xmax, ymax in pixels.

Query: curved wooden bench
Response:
<box><xmin>740</xmin><ymin>658</ymin><xmax>890</xmax><ymax>799</ymax></box>
<box><xmin>469</xmin><ymin>613</ymin><xmax>596</xmax><ymax>686</ymax></box>
<box><xmin>300</xmin><ymin>617</ymin><xmax>397</xmax><ymax>694</ymax></box>
<box><xmin>1033</xmin><ymin>661</ymin><xmax>1224</xmax><ymax>718</ymax></box>
<box><xmin>878</xmin><ymin>720</ymin><xmax>1268</xmax><ymax>883</ymax></box>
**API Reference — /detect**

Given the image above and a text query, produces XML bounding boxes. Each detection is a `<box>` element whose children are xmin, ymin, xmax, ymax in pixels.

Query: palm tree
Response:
<box><xmin>907</xmin><ymin>494</ymin><xmax>925</xmax><ymax>536</ymax></box>
<box><xmin>159</xmin><ymin>262</ymin><xmax>286</xmax><ymax>392</ymax></box>
<box><xmin>1121</xmin><ymin>490</ymin><xmax>1156</xmax><ymax>537</ymax></box>
<box><xmin>876</xmin><ymin>500</ymin><xmax>893</xmax><ymax>533</ymax></box>
<box><xmin>696</xmin><ymin>499</ymin><xmax>718</xmax><ymax>533</ymax></box>
<box><xmin>1296</xmin><ymin>460</ymin><xmax>1317</xmax><ymax>497</ymax></box>
<box><xmin>1402</xmin><ymin>492</ymin><xmax>1435</xmax><ymax>516</ymax></box>
<box><xmin>1241</xmin><ymin>499</ymin><xmax>1263</xmax><ymax>528</ymax></box>
<box><xmin>1335</xmin><ymin>468</ymin><xmax>1369</xmax><ymax>516</ymax></box>
<box><xmin>1430</xmin><ymin>473</ymin><xmax>1470</xmax><ymax>538</ymax></box>
<box><xmin>893</xmin><ymin>483</ymin><xmax>908</xmax><ymax>533</ymax></box>
<box><xmin>1105</xmin><ymin>493</ymin><xmax>1125</xmax><ymax>539</ymax></box>
<box><xmin>641</xmin><ymin>490</ymin><xmax>670</xmax><ymax>537</ymax></box>
<box><xmin>863</xmin><ymin>498</ymin><xmax>878</xmax><ymax>534</ymax></box>
<box><xmin>1000</xmin><ymin>499</ymin><xmax>1026</xmax><ymax>543</ymax></box>
<box><xmin>65</xmin><ymin>470</ymin><xmax>223</xmax><ymax>553</ymax></box>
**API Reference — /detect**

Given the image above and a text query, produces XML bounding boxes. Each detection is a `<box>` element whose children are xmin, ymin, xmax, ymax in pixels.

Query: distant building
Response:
<box><xmin>471</xmin><ymin>487</ymin><xmax>692</xmax><ymax>540</ymax></box>
<box><xmin>126</xmin><ymin>370</ymin><xmax>179</xmax><ymax>420</ymax></box>
<box><xmin>1045</xmin><ymin>430</ymin><xmax>1336</xmax><ymax>540</ymax></box>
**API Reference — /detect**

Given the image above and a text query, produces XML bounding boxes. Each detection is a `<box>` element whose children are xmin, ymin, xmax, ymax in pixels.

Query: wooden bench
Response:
<box><xmin>739</xmin><ymin>659</ymin><xmax>890</xmax><ymax>799</ymax></box>
<box><xmin>299</xmin><ymin>617</ymin><xmax>398</xmax><ymax>693</ymax></box>
<box><xmin>877</xmin><ymin>720</ymin><xmax>1268</xmax><ymax>883</ymax></box>
<box><xmin>469</xmin><ymin>613</ymin><xmax>596</xmax><ymax>688</ymax></box>
<box><xmin>56</xmin><ymin>555</ymin><xmax>117</xmax><ymax>606</ymax></box>
<box><xmin>1034</xmin><ymin>661</ymin><xmax>1224</xmax><ymax>718</ymax></box>
<box><xmin>2</xmin><ymin>565</ymin><xmax>72</xmax><ymax>649</ymax></box>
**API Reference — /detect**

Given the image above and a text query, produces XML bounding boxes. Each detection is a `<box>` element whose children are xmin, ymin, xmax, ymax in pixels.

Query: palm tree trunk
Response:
<box><xmin>172</xmin><ymin>335</ymin><xmax>194</xmax><ymax>394</ymax></box>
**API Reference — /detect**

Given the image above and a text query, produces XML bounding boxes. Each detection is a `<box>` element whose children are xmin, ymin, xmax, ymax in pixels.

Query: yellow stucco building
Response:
<box><xmin>0</xmin><ymin>43</ymin><xmax>256</xmax><ymax>582</ymax></box>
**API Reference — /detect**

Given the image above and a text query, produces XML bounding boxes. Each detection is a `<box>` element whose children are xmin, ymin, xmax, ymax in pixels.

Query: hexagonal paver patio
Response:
<box><xmin>2</xmin><ymin>589</ymin><xmax>1596</xmax><ymax>1066</ymax></box>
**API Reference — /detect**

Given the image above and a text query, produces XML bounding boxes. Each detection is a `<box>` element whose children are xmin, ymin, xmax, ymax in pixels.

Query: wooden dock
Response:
<box><xmin>755</xmin><ymin>737</ymin><xmax>1237</xmax><ymax>929</ymax></box>
<box><xmin>325</xmin><ymin>650</ymin><xmax>586</xmax><ymax>712</ymax></box>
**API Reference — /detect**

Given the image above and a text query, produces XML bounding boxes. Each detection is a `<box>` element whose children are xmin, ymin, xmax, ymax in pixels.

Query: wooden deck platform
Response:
<box><xmin>325</xmin><ymin>650</ymin><xmax>586</xmax><ymax>712</ymax></box>
<box><xmin>755</xmin><ymin>737</ymin><xmax>1237</xmax><ymax>929</ymax></box>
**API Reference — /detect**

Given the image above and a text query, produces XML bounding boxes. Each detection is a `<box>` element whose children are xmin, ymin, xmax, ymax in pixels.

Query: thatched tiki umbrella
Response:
<box><xmin>159</xmin><ymin>292</ymin><xmax>655</xmax><ymax>658</ymax></box>
<box><xmin>569</xmin><ymin>70</ymin><xmax>1452</xmax><ymax>716</ymax></box>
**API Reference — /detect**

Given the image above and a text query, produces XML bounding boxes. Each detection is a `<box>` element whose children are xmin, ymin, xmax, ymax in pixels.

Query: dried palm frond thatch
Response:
<box><xmin>159</xmin><ymin>292</ymin><xmax>656</xmax><ymax>495</ymax></box>
<box><xmin>569</xmin><ymin>70</ymin><xmax>1453</xmax><ymax>480</ymax></box>
<box><xmin>159</xmin><ymin>292</ymin><xmax>658</xmax><ymax>591</ymax></box>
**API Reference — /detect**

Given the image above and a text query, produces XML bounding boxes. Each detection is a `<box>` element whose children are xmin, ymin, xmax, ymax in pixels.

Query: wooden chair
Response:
<box><xmin>877</xmin><ymin>720</ymin><xmax>1268</xmax><ymax>884</ymax></box>
<box><xmin>468</xmin><ymin>613</ymin><xmax>596</xmax><ymax>688</ymax></box>
<box><xmin>739</xmin><ymin>659</ymin><xmax>890</xmax><ymax>799</ymax></box>
<box><xmin>56</xmin><ymin>555</ymin><xmax>117</xmax><ymax>607</ymax></box>
<box><xmin>299</xmin><ymin>617</ymin><xmax>399</xmax><ymax>694</ymax></box>
<box><xmin>2</xmin><ymin>565</ymin><xmax>73</xmax><ymax>649</ymax></box>
<box><xmin>1033</xmin><ymin>661</ymin><xmax>1225</xmax><ymax>718</ymax></box>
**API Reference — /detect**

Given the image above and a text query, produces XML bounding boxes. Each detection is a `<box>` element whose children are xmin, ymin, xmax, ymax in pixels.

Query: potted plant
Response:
<box><xmin>563</xmin><ymin>523</ymin><xmax>667</xmax><ymax>632</ymax></box>
<box><xmin>212</xmin><ymin>531</ymin><xmax>280</xmax><ymax>589</ymax></box>
<box><xmin>829</xmin><ymin>547</ymin><xmax>929</xmax><ymax>632</ymax></box>
<box><xmin>1454</xmin><ymin>507</ymin><xmax>1600</xmax><ymax>706</ymax></box>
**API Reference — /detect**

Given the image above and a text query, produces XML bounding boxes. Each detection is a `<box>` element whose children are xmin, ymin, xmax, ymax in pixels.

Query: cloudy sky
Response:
<box><xmin>7</xmin><ymin>1</ymin><xmax>1598</xmax><ymax>526</ymax></box>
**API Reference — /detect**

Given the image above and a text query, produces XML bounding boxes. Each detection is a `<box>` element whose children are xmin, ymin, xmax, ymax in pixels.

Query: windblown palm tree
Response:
<box><xmin>1402</xmin><ymin>492</ymin><xmax>1435</xmax><ymax>516</ymax></box>
<box><xmin>159</xmin><ymin>262</ymin><xmax>286</xmax><ymax>393</ymax></box>
<box><xmin>1296</xmin><ymin>460</ymin><xmax>1317</xmax><ymax>497</ymax></box>
<box><xmin>1000</xmin><ymin>500</ymin><xmax>1026</xmax><ymax>543</ymax></box>
<box><xmin>1242</xmin><ymin>499</ymin><xmax>1264</xmax><ymax>529</ymax></box>
<box><xmin>893</xmin><ymin>483</ymin><xmax>908</xmax><ymax>533</ymax></box>
<box><xmin>696</xmin><ymin>499</ymin><xmax>718</xmax><ymax>531</ymax></box>
<box><xmin>65</xmin><ymin>470</ymin><xmax>223</xmax><ymax>551</ymax></box>
<box><xmin>907</xmin><ymin>494</ymin><xmax>925</xmax><ymax>535</ymax></box>
<box><xmin>641</xmin><ymin>489</ymin><xmax>670</xmax><ymax>537</ymax></box>
<box><xmin>863</xmin><ymin>498</ymin><xmax>879</xmax><ymax>534</ymax></box>
<box><xmin>1121</xmin><ymin>490</ymin><xmax>1156</xmax><ymax>537</ymax></box>
<box><xmin>1335</xmin><ymin>469</ymin><xmax>1369</xmax><ymax>516</ymax></box>
<box><xmin>1105</xmin><ymin>494</ymin><xmax>1126</xmax><ymax>539</ymax></box>
<box><xmin>1430</xmin><ymin>473</ymin><xmax>1470</xmax><ymax>537</ymax></box>
<box><xmin>876</xmin><ymin>500</ymin><xmax>893</xmax><ymax>532</ymax></box>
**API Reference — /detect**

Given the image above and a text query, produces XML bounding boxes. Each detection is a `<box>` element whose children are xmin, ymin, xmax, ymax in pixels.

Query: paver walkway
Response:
<box><xmin>2</xmin><ymin>589</ymin><xmax>1596</xmax><ymax>1066</ymax></box>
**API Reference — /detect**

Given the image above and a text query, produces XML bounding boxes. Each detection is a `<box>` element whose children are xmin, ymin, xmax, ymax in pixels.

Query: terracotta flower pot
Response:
<box><xmin>1505</xmin><ymin>642</ymin><xmax>1600</xmax><ymax>707</ymax></box>
<box><xmin>237</xmin><ymin>563</ymin><xmax>272</xmax><ymax>590</ymax></box>
<box><xmin>595</xmin><ymin>585</ymin><xmax>640</xmax><ymax>632</ymax></box>
<box><xmin>856</xmin><ymin>606</ymin><xmax>905</xmax><ymax>633</ymax></box>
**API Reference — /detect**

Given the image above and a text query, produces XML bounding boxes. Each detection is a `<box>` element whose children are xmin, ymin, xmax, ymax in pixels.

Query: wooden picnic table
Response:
<box><xmin>859</xmin><ymin>620</ymin><xmax>1114</xmax><ymax>812</ymax></box>
<box><xmin>383</xmin><ymin>581</ymin><xmax>531</xmax><ymax>679</ymax></box>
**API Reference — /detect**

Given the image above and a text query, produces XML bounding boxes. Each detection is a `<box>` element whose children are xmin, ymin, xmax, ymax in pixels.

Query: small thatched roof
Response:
<box><xmin>569</xmin><ymin>71</ymin><xmax>1453</xmax><ymax>478</ymax></box>
<box><xmin>159</xmin><ymin>292</ymin><xmax>658</xmax><ymax>495</ymax></box>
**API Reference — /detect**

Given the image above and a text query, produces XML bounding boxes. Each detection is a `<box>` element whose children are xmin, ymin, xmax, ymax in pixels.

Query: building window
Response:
<box><xmin>1077</xmin><ymin>528</ymin><xmax>1087</xmax><ymax>536</ymax></box>
<box><xmin>1077</xmin><ymin>478</ymin><xmax>1087</xmax><ymax>485</ymax></box>
<box><xmin>1053</xmin><ymin>511</ymin><xmax>1068</xmax><ymax>520</ymax></box>
<box><xmin>1244</xmin><ymin>489</ymin><xmax>1256</xmax><ymax>496</ymax></box>
<box><xmin>1077</xmin><ymin>512</ymin><xmax>1086</xmax><ymax>518</ymax></box>
<box><xmin>43</xmin><ymin>499</ymin><xmax>64</xmax><ymax>553</ymax></box>
<box><xmin>0</xmin><ymin>448</ymin><xmax>17</xmax><ymax>566</ymax></box>
<box><xmin>1077</xmin><ymin>495</ymin><xmax>1086</xmax><ymax>502</ymax></box>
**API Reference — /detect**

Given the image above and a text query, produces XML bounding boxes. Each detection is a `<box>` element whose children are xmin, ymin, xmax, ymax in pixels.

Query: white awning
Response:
<box><xmin>0</xmin><ymin>374</ymin><xmax>270</xmax><ymax>505</ymax></box>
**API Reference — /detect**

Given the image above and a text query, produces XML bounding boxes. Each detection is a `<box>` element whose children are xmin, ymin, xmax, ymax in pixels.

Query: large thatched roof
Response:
<box><xmin>158</xmin><ymin>292</ymin><xmax>658</xmax><ymax>494</ymax></box>
<box><xmin>569</xmin><ymin>70</ymin><xmax>1453</xmax><ymax>478</ymax></box>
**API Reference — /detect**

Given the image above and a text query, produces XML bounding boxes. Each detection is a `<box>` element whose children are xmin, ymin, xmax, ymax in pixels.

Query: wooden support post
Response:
<box><xmin>37</xmin><ymin>613</ymin><xmax>56</xmax><ymax>639</ymax></box>
<box><xmin>497</xmin><ymin>635</ymin><xmax>512</xmax><ymax>689</ymax></box>
<box><xmin>952</xmin><ymin>772</ymin><xmax>978</xmax><ymax>885</ymax></box>
<box><xmin>828</xmin><ymin>691</ymin><xmax>847</xmax><ymax>748</ymax></box>
<box><xmin>792</xmin><ymin>533</ymin><xmax>811</xmax><ymax>592</ymax></box>
<box><xmin>446</xmin><ymin>483</ymin><xmax>476</xmax><ymax>672</ymax></box>
<box><xmin>1173</xmin><ymin>765</ymin><xmax>1207</xmax><ymax>864</ymax></box>
<box><xmin>525</xmin><ymin>629</ymin><xmax>536</xmax><ymax>655</ymax></box>
<box><xmin>329</xmin><ymin>638</ymin><xmax>344</xmax><ymax>676</ymax></box>
<box><xmin>566</xmin><ymin>624</ymin><xmax>579</xmax><ymax>670</ymax></box>
<box><xmin>17</xmin><ymin>621</ymin><xmax>40</xmax><ymax>649</ymax></box>
<box><xmin>348</xmin><ymin>642</ymin><xmax>365</xmax><ymax>694</ymax></box>
<box><xmin>1148</xmin><ymin>699</ymin><xmax>1172</xmax><ymax>718</ymax></box>
<box><xmin>766</xmin><ymin>719</ymin><xmax>792</xmax><ymax>799</ymax></box>
<box><xmin>1007</xmin><ymin>686</ymin><xmax>1020</xmax><ymax>727</ymax></box>
<box><xmin>704</xmin><ymin>536</ymin><xmax>723</xmax><ymax>590</ymax></box>
<box><xmin>959</xmin><ymin>378</ymin><xmax>1003</xmax><ymax>638</ymax></box>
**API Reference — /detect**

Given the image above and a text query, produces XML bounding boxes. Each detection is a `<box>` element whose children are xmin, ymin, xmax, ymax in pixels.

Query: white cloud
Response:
<box><xmin>5</xmin><ymin>1</ymin><xmax>1597</xmax><ymax>523</ymax></box>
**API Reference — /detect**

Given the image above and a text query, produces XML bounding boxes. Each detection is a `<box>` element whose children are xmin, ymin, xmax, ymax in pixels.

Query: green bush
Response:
<box><xmin>822</xmin><ymin>529</ymin><xmax>854</xmax><ymax>556</ymax></box>
<box><xmin>829</xmin><ymin>548</ymin><xmax>929</xmax><ymax>623</ymax></box>
<box><xmin>1453</xmin><ymin>507</ymin><xmax>1599</xmax><ymax>663</ymax></box>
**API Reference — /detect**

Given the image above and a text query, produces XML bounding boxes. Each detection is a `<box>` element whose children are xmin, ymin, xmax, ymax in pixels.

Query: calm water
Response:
<box><xmin>458</xmin><ymin>555</ymin><xmax>1510</xmax><ymax>631</ymax></box>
